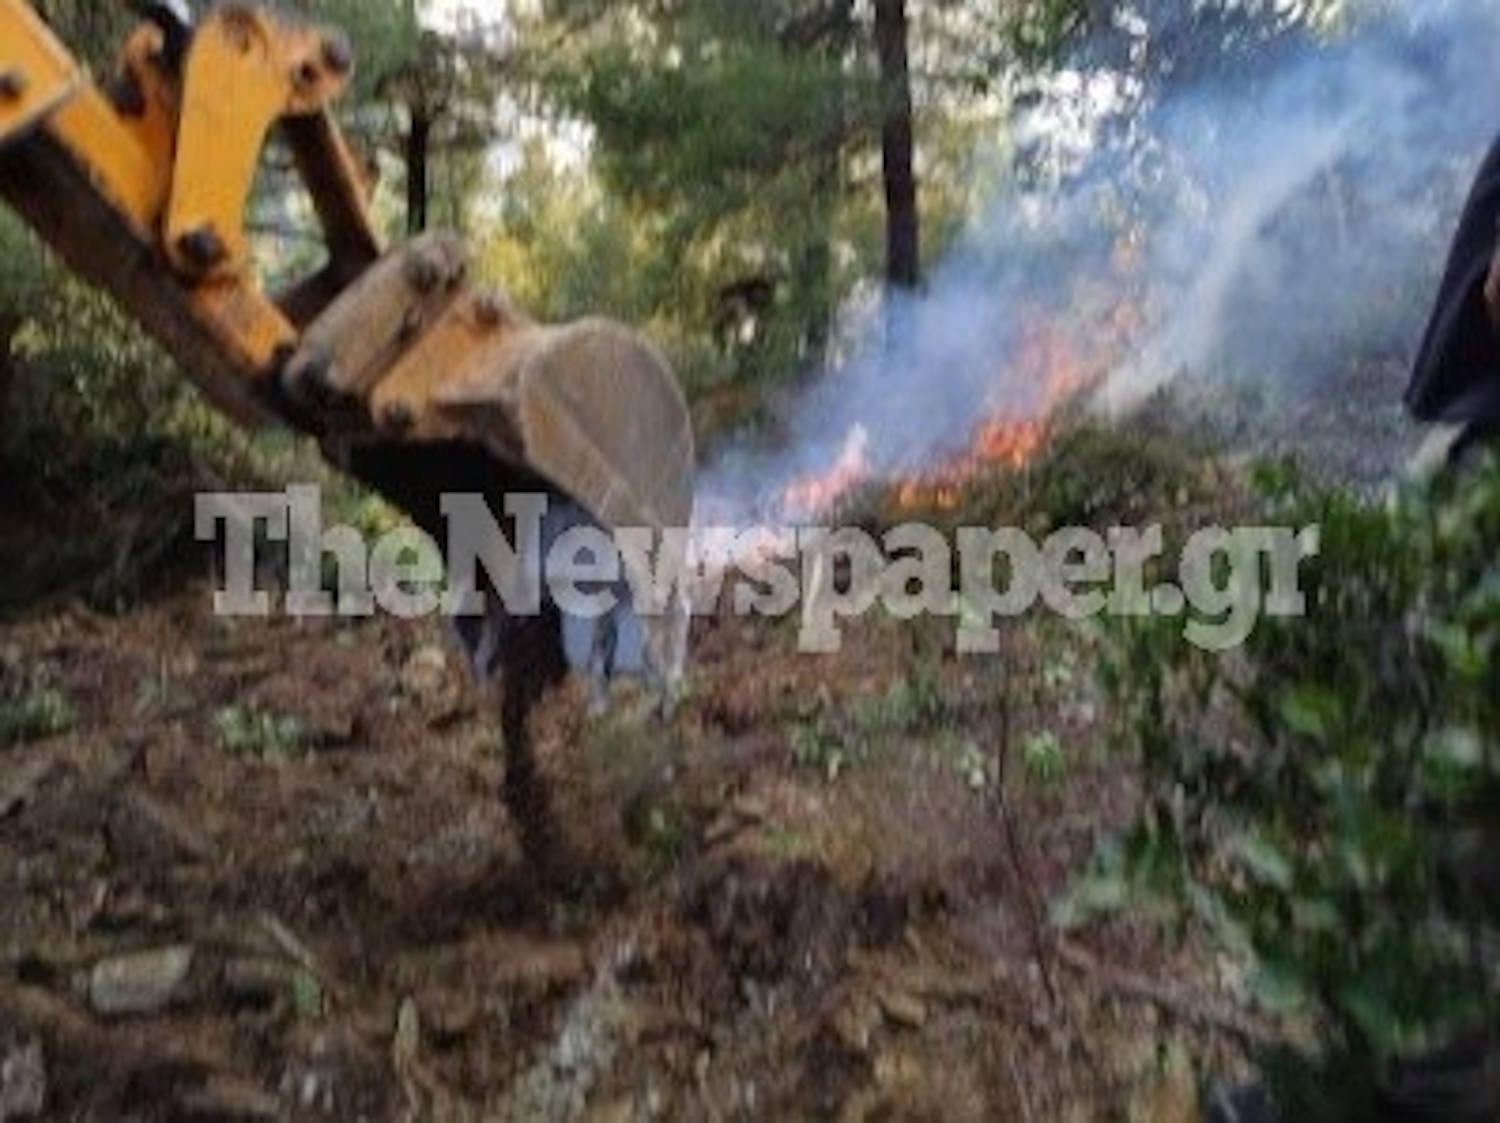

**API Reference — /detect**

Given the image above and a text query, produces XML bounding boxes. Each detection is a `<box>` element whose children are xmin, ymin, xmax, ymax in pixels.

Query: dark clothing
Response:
<box><xmin>1409</xmin><ymin>135</ymin><xmax>1500</xmax><ymax>424</ymax></box>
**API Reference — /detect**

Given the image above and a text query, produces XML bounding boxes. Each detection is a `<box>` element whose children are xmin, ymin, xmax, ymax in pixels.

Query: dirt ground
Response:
<box><xmin>0</xmin><ymin>571</ymin><xmax>1266</xmax><ymax>1121</ymax></box>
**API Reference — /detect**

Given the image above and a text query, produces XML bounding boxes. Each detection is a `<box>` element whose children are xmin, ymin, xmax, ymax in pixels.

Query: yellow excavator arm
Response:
<box><xmin>0</xmin><ymin>0</ymin><xmax>695</xmax><ymax>688</ymax></box>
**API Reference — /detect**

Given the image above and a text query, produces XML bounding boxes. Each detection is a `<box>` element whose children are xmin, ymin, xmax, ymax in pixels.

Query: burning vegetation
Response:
<box><xmin>778</xmin><ymin>290</ymin><xmax>1144</xmax><ymax>520</ymax></box>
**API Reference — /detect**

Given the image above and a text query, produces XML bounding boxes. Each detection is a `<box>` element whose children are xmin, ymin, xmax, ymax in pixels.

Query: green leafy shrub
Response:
<box><xmin>861</xmin><ymin>670</ymin><xmax>954</xmax><ymax>732</ymax></box>
<box><xmin>215</xmin><ymin>705</ymin><xmax>307</xmax><ymax>758</ymax></box>
<box><xmin>787</xmin><ymin>672</ymin><xmax>958</xmax><ymax>782</ymax></box>
<box><xmin>1080</xmin><ymin>456</ymin><xmax>1500</xmax><ymax>1112</ymax></box>
<box><xmin>939</xmin><ymin>734</ymin><xmax>996</xmax><ymax>793</ymax></box>
<box><xmin>0</xmin><ymin>662</ymin><xmax>75</xmax><ymax>748</ymax></box>
<box><xmin>846</xmin><ymin>415</ymin><xmax>1229</xmax><ymax>548</ymax></box>
<box><xmin>1022</xmin><ymin>729</ymin><xmax>1066</xmax><ymax>785</ymax></box>
<box><xmin>788</xmin><ymin>718</ymin><xmax>875</xmax><ymax>782</ymax></box>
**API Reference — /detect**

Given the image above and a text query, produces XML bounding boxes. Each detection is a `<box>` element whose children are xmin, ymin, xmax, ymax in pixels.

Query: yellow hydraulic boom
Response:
<box><xmin>0</xmin><ymin>0</ymin><xmax>695</xmax><ymax>691</ymax></box>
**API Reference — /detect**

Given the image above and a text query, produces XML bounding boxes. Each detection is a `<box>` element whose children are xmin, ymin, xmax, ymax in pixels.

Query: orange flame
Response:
<box><xmin>888</xmin><ymin>312</ymin><xmax>1102</xmax><ymax>512</ymax></box>
<box><xmin>777</xmin><ymin>278</ymin><xmax>1145</xmax><ymax>519</ymax></box>
<box><xmin>781</xmin><ymin>426</ymin><xmax>870</xmax><ymax>519</ymax></box>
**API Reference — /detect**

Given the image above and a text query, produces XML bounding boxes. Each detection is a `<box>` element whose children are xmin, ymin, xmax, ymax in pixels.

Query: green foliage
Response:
<box><xmin>7</xmin><ymin>275</ymin><xmax>193</xmax><ymax>472</ymax></box>
<box><xmin>1007</xmin><ymin>0</ymin><xmax>1091</xmax><ymax>68</ymax></box>
<box><xmin>568</xmin><ymin>33</ymin><xmax>855</xmax><ymax>212</ymax></box>
<box><xmin>290</xmin><ymin>968</ymin><xmax>326</xmax><ymax>1020</ymax></box>
<box><xmin>215</xmin><ymin>705</ymin><xmax>308</xmax><ymax>758</ymax></box>
<box><xmin>622</xmin><ymin>791</ymin><xmax>694</xmax><ymax>874</ymax></box>
<box><xmin>479</xmin><ymin>142</ymin><xmax>771</xmax><ymax>444</ymax></box>
<box><xmin>1022</xmin><ymin>729</ymin><xmax>1065</xmax><ymax>784</ymax></box>
<box><xmin>27</xmin><ymin>1</ymin><xmax>134</xmax><ymax>70</ymax></box>
<box><xmin>1019</xmin><ymin>419</ymin><xmax>1223</xmax><ymax>533</ymax></box>
<box><xmin>0</xmin><ymin>661</ymin><xmax>75</xmax><ymax>748</ymax></box>
<box><xmin>1084</xmin><ymin>455</ymin><xmax>1500</xmax><ymax>1107</ymax></box>
<box><xmin>296</xmin><ymin>0</ymin><xmax>422</xmax><ymax>101</ymax></box>
<box><xmin>788</xmin><ymin>669</ymin><xmax>957</xmax><ymax>782</ymax></box>
<box><xmin>789</xmin><ymin>717</ymin><xmax>876</xmax><ymax>782</ymax></box>
<box><xmin>939</xmin><ymin>733</ymin><xmax>995</xmax><ymax>793</ymax></box>
<box><xmin>864</xmin><ymin>669</ymin><xmax>954</xmax><ymax>732</ymax></box>
<box><xmin>0</xmin><ymin>212</ymin><xmax>46</xmax><ymax>314</ymax></box>
<box><xmin>483</xmin><ymin>142</ymin><xmax>665</xmax><ymax>323</ymax></box>
<box><xmin>516</xmin><ymin>0</ymin><xmax>869</xmax><ymax>424</ymax></box>
<box><xmin>865</xmin><ymin>416</ymin><xmax>1224</xmax><ymax>541</ymax></box>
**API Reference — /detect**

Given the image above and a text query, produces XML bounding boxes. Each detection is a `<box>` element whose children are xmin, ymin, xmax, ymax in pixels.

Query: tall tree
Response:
<box><xmin>875</xmin><ymin>0</ymin><xmax>920</xmax><ymax>289</ymax></box>
<box><xmin>377</xmin><ymin>23</ymin><xmax>509</xmax><ymax>235</ymax></box>
<box><xmin>530</xmin><ymin>0</ymin><xmax>861</xmax><ymax>377</ymax></box>
<box><xmin>296</xmin><ymin>0</ymin><xmax>507</xmax><ymax>236</ymax></box>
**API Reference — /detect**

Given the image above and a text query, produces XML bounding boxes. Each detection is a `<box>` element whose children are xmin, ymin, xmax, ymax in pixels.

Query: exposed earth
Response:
<box><xmin>0</xmin><ymin>555</ymin><xmax>1272</xmax><ymax>1120</ymax></box>
<box><xmin>1</xmin><ymin>375</ymin><xmax>1404</xmax><ymax>1121</ymax></box>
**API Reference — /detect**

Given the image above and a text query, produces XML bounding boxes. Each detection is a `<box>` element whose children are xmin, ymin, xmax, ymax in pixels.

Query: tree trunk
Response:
<box><xmin>791</xmin><ymin>0</ymin><xmax>854</xmax><ymax>361</ymax></box>
<box><xmin>875</xmin><ymin>0</ymin><xmax>919</xmax><ymax>290</ymax></box>
<box><xmin>405</xmin><ymin>108</ymin><xmax>432</xmax><ymax>236</ymax></box>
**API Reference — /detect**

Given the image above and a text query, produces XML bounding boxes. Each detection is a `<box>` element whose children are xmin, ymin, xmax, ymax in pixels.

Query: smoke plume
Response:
<box><xmin>698</xmin><ymin>0</ymin><xmax>1500</xmax><ymax>522</ymax></box>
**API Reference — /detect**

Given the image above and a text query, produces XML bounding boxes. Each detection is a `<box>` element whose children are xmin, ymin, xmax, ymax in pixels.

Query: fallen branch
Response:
<box><xmin>1054</xmin><ymin>939</ymin><xmax>1281</xmax><ymax>1047</ymax></box>
<box><xmin>0</xmin><ymin>981</ymin><xmax>217</xmax><ymax>1076</ymax></box>
<box><xmin>0</xmin><ymin>983</ymin><xmax>118</xmax><ymax>1061</ymax></box>
<box><xmin>1007</xmin><ymin>1048</ymin><xmax>1038</xmax><ymax>1123</ymax></box>
<box><xmin>256</xmin><ymin>912</ymin><xmax>341</xmax><ymax>1007</ymax></box>
<box><xmin>990</xmin><ymin>673</ymin><xmax>1059</xmax><ymax>1009</ymax></box>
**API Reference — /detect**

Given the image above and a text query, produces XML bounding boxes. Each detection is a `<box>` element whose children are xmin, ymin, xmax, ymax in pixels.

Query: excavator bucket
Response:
<box><xmin>441</xmin><ymin>320</ymin><xmax>695</xmax><ymax>693</ymax></box>
<box><xmin>287</xmin><ymin>235</ymin><xmax>696</xmax><ymax>692</ymax></box>
<box><xmin>418</xmin><ymin>316</ymin><xmax>696</xmax><ymax>546</ymax></box>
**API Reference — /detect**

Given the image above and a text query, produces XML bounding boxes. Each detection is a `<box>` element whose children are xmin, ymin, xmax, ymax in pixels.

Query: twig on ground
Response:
<box><xmin>1054</xmin><ymin>939</ymin><xmax>1280</xmax><ymax>1047</ymax></box>
<box><xmin>992</xmin><ymin>661</ymin><xmax>1059</xmax><ymax>1009</ymax></box>
<box><xmin>1007</xmin><ymin>1048</ymin><xmax>1038</xmax><ymax>1123</ymax></box>
<box><xmin>256</xmin><ymin>912</ymin><xmax>339</xmax><ymax>1005</ymax></box>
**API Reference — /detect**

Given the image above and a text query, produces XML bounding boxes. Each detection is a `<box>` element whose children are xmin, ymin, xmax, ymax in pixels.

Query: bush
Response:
<box><xmin>214</xmin><ymin>705</ymin><xmax>307</xmax><ymax>758</ymax></box>
<box><xmin>845</xmin><ymin>414</ymin><xmax>1230</xmax><ymax>543</ymax></box>
<box><xmin>1076</xmin><ymin>456</ymin><xmax>1500</xmax><ymax>1113</ymax></box>
<box><xmin>0</xmin><ymin>660</ymin><xmax>76</xmax><ymax>747</ymax></box>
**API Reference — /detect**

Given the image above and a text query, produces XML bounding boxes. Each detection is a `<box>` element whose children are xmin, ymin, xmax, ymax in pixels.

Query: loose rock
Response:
<box><xmin>877</xmin><ymin>987</ymin><xmax>929</xmax><ymax>1030</ymax></box>
<box><xmin>176</xmin><ymin>1075</ymin><xmax>281</xmax><ymax>1121</ymax></box>
<box><xmin>829</xmin><ymin>994</ymin><xmax>882</xmax><ymax>1055</ymax></box>
<box><xmin>401</xmin><ymin>646</ymin><xmax>452</xmax><ymax>704</ymax></box>
<box><xmin>88</xmin><ymin>945</ymin><xmax>195</xmax><ymax>1017</ymax></box>
<box><xmin>0</xmin><ymin>1039</ymin><xmax>46</xmax><ymax>1119</ymax></box>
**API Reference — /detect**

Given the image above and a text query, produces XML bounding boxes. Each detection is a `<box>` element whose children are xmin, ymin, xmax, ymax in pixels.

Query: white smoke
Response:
<box><xmin>698</xmin><ymin>0</ymin><xmax>1500</xmax><ymax>522</ymax></box>
<box><xmin>1101</xmin><ymin>111</ymin><xmax>1357</xmax><ymax>409</ymax></box>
